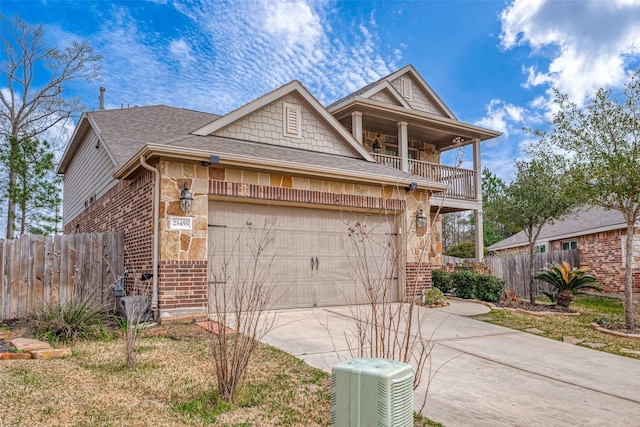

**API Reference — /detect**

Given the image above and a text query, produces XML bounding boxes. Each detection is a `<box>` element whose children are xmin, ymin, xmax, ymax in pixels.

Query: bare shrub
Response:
<box><xmin>501</xmin><ymin>288</ymin><xmax>520</xmax><ymax>307</ymax></box>
<box><xmin>113</xmin><ymin>270</ymin><xmax>152</xmax><ymax>369</ymax></box>
<box><xmin>207</xmin><ymin>220</ymin><xmax>278</xmax><ymax>402</ymax></box>
<box><xmin>342</xmin><ymin>213</ymin><xmax>440</xmax><ymax>394</ymax></box>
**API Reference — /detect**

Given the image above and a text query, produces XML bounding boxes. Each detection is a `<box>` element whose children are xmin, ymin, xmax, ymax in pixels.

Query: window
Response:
<box><xmin>282</xmin><ymin>102</ymin><xmax>301</xmax><ymax>138</ymax></box>
<box><xmin>562</xmin><ymin>241</ymin><xmax>577</xmax><ymax>250</ymax></box>
<box><xmin>385</xmin><ymin>145</ymin><xmax>398</xmax><ymax>157</ymax></box>
<box><xmin>534</xmin><ymin>244</ymin><xmax>546</xmax><ymax>253</ymax></box>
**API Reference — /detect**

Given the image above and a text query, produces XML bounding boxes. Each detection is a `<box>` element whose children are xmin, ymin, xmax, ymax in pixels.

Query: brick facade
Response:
<box><xmin>406</xmin><ymin>262</ymin><xmax>433</xmax><ymax>297</ymax></box>
<box><xmin>63</xmin><ymin>170</ymin><xmax>155</xmax><ymax>290</ymax></box>
<box><xmin>552</xmin><ymin>230</ymin><xmax>627</xmax><ymax>293</ymax></box>
<box><xmin>65</xmin><ymin>160</ymin><xmax>436</xmax><ymax>319</ymax></box>
<box><xmin>158</xmin><ymin>260</ymin><xmax>207</xmax><ymax>311</ymax></box>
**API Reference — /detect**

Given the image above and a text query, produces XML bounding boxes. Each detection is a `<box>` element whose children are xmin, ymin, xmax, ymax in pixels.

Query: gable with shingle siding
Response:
<box><xmin>370</xmin><ymin>89</ymin><xmax>404</xmax><ymax>106</ymax></box>
<box><xmin>212</xmin><ymin>93</ymin><xmax>359</xmax><ymax>158</ymax></box>
<box><xmin>390</xmin><ymin>75</ymin><xmax>446</xmax><ymax>116</ymax></box>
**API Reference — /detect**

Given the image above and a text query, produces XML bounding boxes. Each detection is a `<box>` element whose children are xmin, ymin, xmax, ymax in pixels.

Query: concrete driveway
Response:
<box><xmin>260</xmin><ymin>300</ymin><xmax>640</xmax><ymax>426</ymax></box>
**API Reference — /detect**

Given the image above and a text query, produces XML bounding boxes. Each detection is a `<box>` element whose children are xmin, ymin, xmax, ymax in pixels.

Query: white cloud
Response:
<box><xmin>475</xmin><ymin>99</ymin><xmax>528</xmax><ymax>140</ymax></box>
<box><xmin>168</xmin><ymin>38</ymin><xmax>194</xmax><ymax>62</ymax></box>
<box><xmin>501</xmin><ymin>0</ymin><xmax>640</xmax><ymax>106</ymax></box>
<box><xmin>263</xmin><ymin>1</ymin><xmax>323</xmax><ymax>51</ymax></box>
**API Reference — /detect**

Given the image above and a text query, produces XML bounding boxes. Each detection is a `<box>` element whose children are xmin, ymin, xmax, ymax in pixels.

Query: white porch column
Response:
<box><xmin>475</xmin><ymin>209</ymin><xmax>484</xmax><ymax>262</ymax></box>
<box><xmin>398</xmin><ymin>121</ymin><xmax>409</xmax><ymax>172</ymax></box>
<box><xmin>473</xmin><ymin>138</ymin><xmax>481</xmax><ymax>201</ymax></box>
<box><xmin>351</xmin><ymin>111</ymin><xmax>363</xmax><ymax>144</ymax></box>
<box><xmin>473</xmin><ymin>138</ymin><xmax>484</xmax><ymax>262</ymax></box>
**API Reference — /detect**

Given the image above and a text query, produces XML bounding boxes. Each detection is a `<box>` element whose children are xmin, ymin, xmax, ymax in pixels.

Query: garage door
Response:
<box><xmin>208</xmin><ymin>201</ymin><xmax>398</xmax><ymax>309</ymax></box>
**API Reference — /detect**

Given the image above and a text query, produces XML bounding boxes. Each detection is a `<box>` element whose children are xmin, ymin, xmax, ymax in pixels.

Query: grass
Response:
<box><xmin>0</xmin><ymin>321</ymin><xmax>441</xmax><ymax>426</ymax></box>
<box><xmin>473</xmin><ymin>294</ymin><xmax>640</xmax><ymax>358</ymax></box>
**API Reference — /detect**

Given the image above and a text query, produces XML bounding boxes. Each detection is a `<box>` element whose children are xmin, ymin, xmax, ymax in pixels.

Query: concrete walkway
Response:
<box><xmin>260</xmin><ymin>300</ymin><xmax>640</xmax><ymax>426</ymax></box>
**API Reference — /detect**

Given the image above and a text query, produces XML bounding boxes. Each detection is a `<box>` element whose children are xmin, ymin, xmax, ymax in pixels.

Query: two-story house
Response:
<box><xmin>58</xmin><ymin>65</ymin><xmax>500</xmax><ymax>322</ymax></box>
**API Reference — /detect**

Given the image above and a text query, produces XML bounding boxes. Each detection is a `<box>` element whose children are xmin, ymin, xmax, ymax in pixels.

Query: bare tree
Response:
<box><xmin>0</xmin><ymin>15</ymin><xmax>101</xmax><ymax>238</ymax></box>
<box><xmin>207</xmin><ymin>220</ymin><xmax>278</xmax><ymax>402</ymax></box>
<box><xmin>341</xmin><ymin>190</ymin><xmax>452</xmax><ymax>411</ymax></box>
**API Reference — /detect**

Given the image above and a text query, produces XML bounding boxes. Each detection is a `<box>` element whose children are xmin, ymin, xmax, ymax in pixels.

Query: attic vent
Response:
<box><xmin>401</xmin><ymin>77</ymin><xmax>412</xmax><ymax>101</ymax></box>
<box><xmin>283</xmin><ymin>102</ymin><xmax>301</xmax><ymax>138</ymax></box>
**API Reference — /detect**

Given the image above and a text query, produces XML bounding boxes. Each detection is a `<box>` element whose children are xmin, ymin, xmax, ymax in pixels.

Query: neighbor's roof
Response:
<box><xmin>487</xmin><ymin>206</ymin><xmax>626</xmax><ymax>251</ymax></box>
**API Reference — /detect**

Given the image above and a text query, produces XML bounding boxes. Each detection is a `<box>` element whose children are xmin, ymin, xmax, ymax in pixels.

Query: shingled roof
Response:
<box><xmin>61</xmin><ymin>104</ymin><xmax>447</xmax><ymax>191</ymax></box>
<box><xmin>487</xmin><ymin>206</ymin><xmax>626</xmax><ymax>251</ymax></box>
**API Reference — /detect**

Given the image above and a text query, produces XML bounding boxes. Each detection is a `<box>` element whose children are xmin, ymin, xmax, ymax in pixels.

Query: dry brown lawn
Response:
<box><xmin>0</xmin><ymin>323</ymin><xmax>332</xmax><ymax>426</ymax></box>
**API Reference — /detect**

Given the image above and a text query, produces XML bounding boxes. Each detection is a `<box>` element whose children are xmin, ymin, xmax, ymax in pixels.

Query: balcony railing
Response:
<box><xmin>371</xmin><ymin>153</ymin><xmax>477</xmax><ymax>201</ymax></box>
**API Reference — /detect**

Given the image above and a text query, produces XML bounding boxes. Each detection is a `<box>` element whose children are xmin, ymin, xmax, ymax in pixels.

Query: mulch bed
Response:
<box><xmin>491</xmin><ymin>301</ymin><xmax>578</xmax><ymax>314</ymax></box>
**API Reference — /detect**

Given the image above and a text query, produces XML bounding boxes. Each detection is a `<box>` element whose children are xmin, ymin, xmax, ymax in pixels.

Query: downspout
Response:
<box><xmin>140</xmin><ymin>156</ymin><xmax>160</xmax><ymax>320</ymax></box>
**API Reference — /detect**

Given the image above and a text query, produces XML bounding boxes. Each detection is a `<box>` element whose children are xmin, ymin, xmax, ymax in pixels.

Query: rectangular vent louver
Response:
<box><xmin>283</xmin><ymin>102</ymin><xmax>301</xmax><ymax>137</ymax></box>
<box><xmin>401</xmin><ymin>77</ymin><xmax>412</xmax><ymax>101</ymax></box>
<box><xmin>331</xmin><ymin>358</ymin><xmax>414</xmax><ymax>427</ymax></box>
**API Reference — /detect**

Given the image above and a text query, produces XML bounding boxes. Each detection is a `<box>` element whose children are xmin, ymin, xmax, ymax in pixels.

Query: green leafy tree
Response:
<box><xmin>0</xmin><ymin>15</ymin><xmax>101</xmax><ymax>238</ymax></box>
<box><xmin>536</xmin><ymin>71</ymin><xmax>640</xmax><ymax>330</ymax></box>
<box><xmin>445</xmin><ymin>241</ymin><xmax>476</xmax><ymax>258</ymax></box>
<box><xmin>1</xmin><ymin>136</ymin><xmax>62</xmax><ymax>234</ymax></box>
<box><xmin>495</xmin><ymin>155</ymin><xmax>576</xmax><ymax>304</ymax></box>
<box><xmin>481</xmin><ymin>167</ymin><xmax>519</xmax><ymax>246</ymax></box>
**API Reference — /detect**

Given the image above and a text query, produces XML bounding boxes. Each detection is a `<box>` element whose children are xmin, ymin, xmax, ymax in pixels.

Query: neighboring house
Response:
<box><xmin>58</xmin><ymin>65</ymin><xmax>500</xmax><ymax>322</ymax></box>
<box><xmin>487</xmin><ymin>205</ymin><xmax>640</xmax><ymax>294</ymax></box>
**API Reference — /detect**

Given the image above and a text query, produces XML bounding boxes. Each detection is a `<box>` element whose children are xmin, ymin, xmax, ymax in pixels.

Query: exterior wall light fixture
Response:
<box><xmin>416</xmin><ymin>208</ymin><xmax>427</xmax><ymax>230</ymax></box>
<box><xmin>372</xmin><ymin>138</ymin><xmax>381</xmax><ymax>153</ymax></box>
<box><xmin>180</xmin><ymin>182</ymin><xmax>193</xmax><ymax>213</ymax></box>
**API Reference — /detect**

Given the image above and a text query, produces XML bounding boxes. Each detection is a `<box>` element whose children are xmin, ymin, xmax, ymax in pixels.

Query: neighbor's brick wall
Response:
<box><xmin>550</xmin><ymin>230</ymin><xmax>625</xmax><ymax>293</ymax></box>
<box><xmin>492</xmin><ymin>229</ymin><xmax>640</xmax><ymax>295</ymax></box>
<box><xmin>63</xmin><ymin>170</ymin><xmax>155</xmax><ymax>289</ymax></box>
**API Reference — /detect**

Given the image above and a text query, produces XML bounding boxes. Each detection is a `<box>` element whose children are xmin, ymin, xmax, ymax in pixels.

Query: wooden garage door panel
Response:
<box><xmin>208</xmin><ymin>201</ymin><xmax>397</xmax><ymax>309</ymax></box>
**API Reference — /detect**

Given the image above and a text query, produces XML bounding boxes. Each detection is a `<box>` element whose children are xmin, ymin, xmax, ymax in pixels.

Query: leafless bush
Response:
<box><xmin>207</xmin><ymin>220</ymin><xmax>278</xmax><ymax>402</ymax></box>
<box><xmin>342</xmin><ymin>214</ymin><xmax>436</xmax><ymax>381</ymax></box>
<box><xmin>113</xmin><ymin>271</ymin><xmax>152</xmax><ymax>369</ymax></box>
<box><xmin>340</xmin><ymin>199</ymin><xmax>455</xmax><ymax>412</ymax></box>
<box><xmin>501</xmin><ymin>288</ymin><xmax>520</xmax><ymax>307</ymax></box>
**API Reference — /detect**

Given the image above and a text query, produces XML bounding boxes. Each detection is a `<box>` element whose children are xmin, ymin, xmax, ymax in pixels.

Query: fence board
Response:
<box><xmin>484</xmin><ymin>250</ymin><xmax>579</xmax><ymax>297</ymax></box>
<box><xmin>0</xmin><ymin>232</ymin><xmax>124</xmax><ymax>320</ymax></box>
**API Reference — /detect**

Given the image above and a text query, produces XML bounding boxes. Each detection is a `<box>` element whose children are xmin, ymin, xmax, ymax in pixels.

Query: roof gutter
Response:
<box><xmin>139</xmin><ymin>155</ymin><xmax>160</xmax><ymax>319</ymax></box>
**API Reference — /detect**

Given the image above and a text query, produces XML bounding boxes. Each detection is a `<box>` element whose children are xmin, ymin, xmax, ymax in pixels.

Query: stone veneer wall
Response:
<box><xmin>161</xmin><ymin>162</ymin><xmax>437</xmax><ymax>308</ymax></box>
<box><xmin>63</xmin><ymin>170</ymin><xmax>154</xmax><ymax>292</ymax></box>
<box><xmin>66</xmin><ymin>159</ymin><xmax>442</xmax><ymax>318</ymax></box>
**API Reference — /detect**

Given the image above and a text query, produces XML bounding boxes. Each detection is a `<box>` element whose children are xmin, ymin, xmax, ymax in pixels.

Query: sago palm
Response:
<box><xmin>535</xmin><ymin>262</ymin><xmax>601</xmax><ymax>308</ymax></box>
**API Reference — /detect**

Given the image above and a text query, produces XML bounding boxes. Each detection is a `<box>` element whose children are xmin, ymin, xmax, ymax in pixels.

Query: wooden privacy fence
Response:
<box><xmin>0</xmin><ymin>232</ymin><xmax>124</xmax><ymax>320</ymax></box>
<box><xmin>484</xmin><ymin>249</ymin><xmax>580</xmax><ymax>297</ymax></box>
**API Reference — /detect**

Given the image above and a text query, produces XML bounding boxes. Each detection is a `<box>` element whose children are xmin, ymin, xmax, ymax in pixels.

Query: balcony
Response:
<box><xmin>371</xmin><ymin>153</ymin><xmax>478</xmax><ymax>201</ymax></box>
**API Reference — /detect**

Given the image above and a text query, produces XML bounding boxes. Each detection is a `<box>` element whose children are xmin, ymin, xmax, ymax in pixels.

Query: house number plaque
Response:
<box><xmin>170</xmin><ymin>216</ymin><xmax>192</xmax><ymax>230</ymax></box>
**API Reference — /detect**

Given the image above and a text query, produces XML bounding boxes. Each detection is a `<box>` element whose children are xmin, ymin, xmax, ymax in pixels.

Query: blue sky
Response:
<box><xmin>3</xmin><ymin>0</ymin><xmax>640</xmax><ymax>181</ymax></box>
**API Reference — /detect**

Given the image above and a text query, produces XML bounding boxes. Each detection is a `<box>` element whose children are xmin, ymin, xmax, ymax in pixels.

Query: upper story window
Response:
<box><xmin>386</xmin><ymin>147</ymin><xmax>398</xmax><ymax>157</ymax></box>
<box><xmin>283</xmin><ymin>102</ymin><xmax>301</xmax><ymax>138</ymax></box>
<box><xmin>561</xmin><ymin>241</ymin><xmax>577</xmax><ymax>250</ymax></box>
